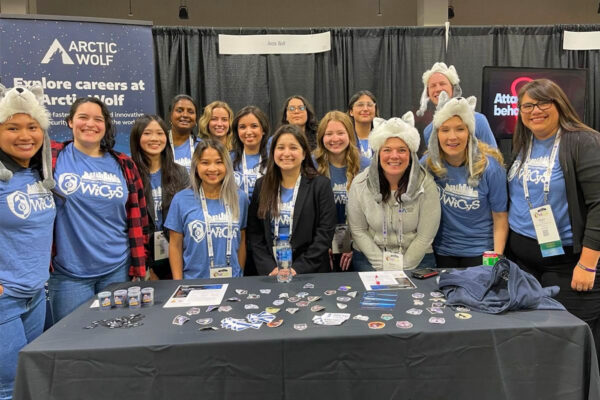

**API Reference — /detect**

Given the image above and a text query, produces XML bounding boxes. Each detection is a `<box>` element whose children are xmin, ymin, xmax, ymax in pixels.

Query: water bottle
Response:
<box><xmin>276</xmin><ymin>234</ymin><xmax>293</xmax><ymax>283</ymax></box>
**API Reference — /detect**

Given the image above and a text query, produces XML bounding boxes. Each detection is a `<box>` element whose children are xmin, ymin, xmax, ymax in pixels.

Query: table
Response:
<box><xmin>14</xmin><ymin>272</ymin><xmax>600</xmax><ymax>400</ymax></box>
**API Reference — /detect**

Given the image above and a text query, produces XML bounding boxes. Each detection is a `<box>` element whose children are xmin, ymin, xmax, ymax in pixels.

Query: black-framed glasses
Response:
<box><xmin>518</xmin><ymin>100</ymin><xmax>553</xmax><ymax>114</ymax></box>
<box><xmin>287</xmin><ymin>105</ymin><xmax>306</xmax><ymax>112</ymax></box>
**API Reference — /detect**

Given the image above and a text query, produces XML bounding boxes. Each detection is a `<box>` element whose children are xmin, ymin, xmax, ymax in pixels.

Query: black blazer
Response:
<box><xmin>247</xmin><ymin>174</ymin><xmax>336</xmax><ymax>275</ymax></box>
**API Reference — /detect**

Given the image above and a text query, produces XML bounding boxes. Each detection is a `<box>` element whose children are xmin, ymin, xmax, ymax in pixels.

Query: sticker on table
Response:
<box><xmin>324</xmin><ymin>290</ymin><xmax>336</xmax><ymax>296</ymax></box>
<box><xmin>429</xmin><ymin>317</ymin><xmax>446</xmax><ymax>324</ymax></box>
<box><xmin>186</xmin><ymin>307</ymin><xmax>201</xmax><ymax>316</ymax></box>
<box><xmin>265</xmin><ymin>307</ymin><xmax>280</xmax><ymax>314</ymax></box>
<box><xmin>286</xmin><ymin>307</ymin><xmax>299</xmax><ymax>314</ymax></box>
<box><xmin>235</xmin><ymin>289</ymin><xmax>248</xmax><ymax>295</ymax></box>
<box><xmin>279</xmin><ymin>292</ymin><xmax>289</xmax><ymax>298</ymax></box>
<box><xmin>218</xmin><ymin>305</ymin><xmax>232</xmax><ymax>312</ymax></box>
<box><xmin>244</xmin><ymin>304</ymin><xmax>259</xmax><ymax>310</ymax></box>
<box><xmin>412</xmin><ymin>292</ymin><xmax>425</xmax><ymax>299</ymax></box>
<box><xmin>347</xmin><ymin>291</ymin><xmax>358</xmax><ymax>298</ymax></box>
<box><xmin>303</xmin><ymin>283</ymin><xmax>315</xmax><ymax>289</ymax></box>
<box><xmin>196</xmin><ymin>318</ymin><xmax>213</xmax><ymax>325</ymax></box>
<box><xmin>288</xmin><ymin>296</ymin><xmax>300</xmax><ymax>303</ymax></box>
<box><xmin>454</xmin><ymin>306</ymin><xmax>471</xmax><ymax>313</ymax></box>
<box><xmin>381</xmin><ymin>313</ymin><xmax>394</xmax><ymax>321</ymax></box>
<box><xmin>259</xmin><ymin>289</ymin><xmax>271</xmax><ymax>294</ymax></box>
<box><xmin>413</xmin><ymin>300</ymin><xmax>424</xmax><ymax>306</ymax></box>
<box><xmin>311</xmin><ymin>305</ymin><xmax>325</xmax><ymax>312</ymax></box>
<box><xmin>353</xmin><ymin>314</ymin><xmax>369</xmax><ymax>321</ymax></box>
<box><xmin>226</xmin><ymin>297</ymin><xmax>241</xmax><ymax>302</ymax></box>
<box><xmin>206</xmin><ymin>305</ymin><xmax>219</xmax><ymax>312</ymax></box>
<box><xmin>307</xmin><ymin>296</ymin><xmax>321</xmax><ymax>302</ymax></box>
<box><xmin>198</xmin><ymin>326</ymin><xmax>219</xmax><ymax>331</ymax></box>
<box><xmin>172</xmin><ymin>315</ymin><xmax>189</xmax><ymax>325</ymax></box>
<box><xmin>267</xmin><ymin>319</ymin><xmax>283</xmax><ymax>328</ymax></box>
<box><xmin>338</xmin><ymin>286</ymin><xmax>351</xmax><ymax>291</ymax></box>
<box><xmin>406</xmin><ymin>308</ymin><xmax>423</xmax><ymax>315</ymax></box>
<box><xmin>430</xmin><ymin>291</ymin><xmax>444</xmax><ymax>298</ymax></box>
<box><xmin>247</xmin><ymin>294</ymin><xmax>260</xmax><ymax>300</ymax></box>
<box><xmin>455</xmin><ymin>312</ymin><xmax>472</xmax><ymax>320</ymax></box>
<box><xmin>396</xmin><ymin>321</ymin><xmax>413</xmax><ymax>329</ymax></box>
<box><xmin>297</xmin><ymin>301</ymin><xmax>309</xmax><ymax>307</ymax></box>
<box><xmin>294</xmin><ymin>323</ymin><xmax>308</xmax><ymax>331</ymax></box>
<box><xmin>273</xmin><ymin>299</ymin><xmax>285</xmax><ymax>306</ymax></box>
<box><xmin>296</xmin><ymin>292</ymin><xmax>309</xmax><ymax>298</ymax></box>
<box><xmin>426</xmin><ymin>307</ymin><xmax>443</xmax><ymax>315</ymax></box>
<box><xmin>337</xmin><ymin>296</ymin><xmax>351</xmax><ymax>303</ymax></box>
<box><xmin>337</xmin><ymin>303</ymin><xmax>348</xmax><ymax>310</ymax></box>
<box><xmin>368</xmin><ymin>321</ymin><xmax>385</xmax><ymax>329</ymax></box>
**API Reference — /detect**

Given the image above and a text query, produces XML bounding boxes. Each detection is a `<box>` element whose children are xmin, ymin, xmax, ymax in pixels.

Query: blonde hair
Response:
<box><xmin>314</xmin><ymin>111</ymin><xmax>361</xmax><ymax>190</ymax></box>
<box><xmin>190</xmin><ymin>139</ymin><xmax>240</xmax><ymax>220</ymax></box>
<box><xmin>198</xmin><ymin>101</ymin><xmax>234</xmax><ymax>150</ymax></box>
<box><xmin>427</xmin><ymin>141</ymin><xmax>504</xmax><ymax>181</ymax></box>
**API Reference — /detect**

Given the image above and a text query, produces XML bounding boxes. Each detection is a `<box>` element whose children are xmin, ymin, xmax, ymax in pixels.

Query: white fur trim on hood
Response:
<box><xmin>416</xmin><ymin>62</ymin><xmax>463</xmax><ymax>117</ymax></box>
<box><xmin>428</xmin><ymin>91</ymin><xmax>482</xmax><ymax>187</ymax></box>
<box><xmin>369</xmin><ymin>112</ymin><xmax>420</xmax><ymax>153</ymax></box>
<box><xmin>0</xmin><ymin>84</ymin><xmax>55</xmax><ymax>189</ymax></box>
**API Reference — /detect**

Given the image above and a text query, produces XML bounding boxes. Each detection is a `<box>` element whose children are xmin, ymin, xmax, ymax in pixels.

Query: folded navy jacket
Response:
<box><xmin>438</xmin><ymin>258</ymin><xmax>566</xmax><ymax>314</ymax></box>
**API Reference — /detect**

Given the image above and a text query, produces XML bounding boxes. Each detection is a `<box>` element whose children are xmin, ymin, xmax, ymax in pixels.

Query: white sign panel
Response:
<box><xmin>563</xmin><ymin>31</ymin><xmax>600</xmax><ymax>50</ymax></box>
<box><xmin>219</xmin><ymin>32</ymin><xmax>331</xmax><ymax>55</ymax></box>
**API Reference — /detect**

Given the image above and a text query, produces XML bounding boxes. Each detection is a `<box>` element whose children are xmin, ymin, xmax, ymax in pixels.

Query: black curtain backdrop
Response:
<box><xmin>152</xmin><ymin>25</ymin><xmax>600</xmax><ymax>150</ymax></box>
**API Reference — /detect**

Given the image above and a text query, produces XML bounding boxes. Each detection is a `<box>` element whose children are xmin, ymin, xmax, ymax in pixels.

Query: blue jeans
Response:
<box><xmin>0</xmin><ymin>289</ymin><xmax>45</xmax><ymax>400</ymax></box>
<box><xmin>416</xmin><ymin>252</ymin><xmax>437</xmax><ymax>269</ymax></box>
<box><xmin>48</xmin><ymin>266</ymin><xmax>129</xmax><ymax>323</ymax></box>
<box><xmin>352</xmin><ymin>249</ymin><xmax>375</xmax><ymax>271</ymax></box>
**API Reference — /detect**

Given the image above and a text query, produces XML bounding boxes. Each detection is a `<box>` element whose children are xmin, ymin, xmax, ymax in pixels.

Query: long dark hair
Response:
<box><xmin>129</xmin><ymin>114</ymin><xmax>187</xmax><ymax>216</ymax></box>
<box><xmin>347</xmin><ymin>90</ymin><xmax>380</xmax><ymax>128</ymax></box>
<box><xmin>279</xmin><ymin>95</ymin><xmax>318</xmax><ymax>149</ymax></box>
<box><xmin>513</xmin><ymin>79</ymin><xmax>596</xmax><ymax>164</ymax></box>
<box><xmin>66</xmin><ymin>97</ymin><xmax>115</xmax><ymax>152</ymax></box>
<box><xmin>378</xmin><ymin>155</ymin><xmax>411</xmax><ymax>203</ymax></box>
<box><xmin>257</xmin><ymin>124</ymin><xmax>317</xmax><ymax>219</ymax></box>
<box><xmin>231</xmin><ymin>105</ymin><xmax>269</xmax><ymax>172</ymax></box>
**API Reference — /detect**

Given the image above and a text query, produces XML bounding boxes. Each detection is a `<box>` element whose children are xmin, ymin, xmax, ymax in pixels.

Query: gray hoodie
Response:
<box><xmin>347</xmin><ymin>155</ymin><xmax>440</xmax><ymax>270</ymax></box>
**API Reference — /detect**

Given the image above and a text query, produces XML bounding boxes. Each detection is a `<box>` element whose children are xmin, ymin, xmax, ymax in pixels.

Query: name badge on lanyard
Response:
<box><xmin>382</xmin><ymin>200</ymin><xmax>403</xmax><ymax>270</ymax></box>
<box><xmin>332</xmin><ymin>224</ymin><xmax>351</xmax><ymax>254</ymax></box>
<box><xmin>272</xmin><ymin>174</ymin><xmax>301</xmax><ymax>253</ymax></box>
<box><xmin>200</xmin><ymin>187</ymin><xmax>234</xmax><ymax>278</ymax></box>
<box><xmin>154</xmin><ymin>231</ymin><xmax>169</xmax><ymax>261</ymax></box>
<box><xmin>522</xmin><ymin>132</ymin><xmax>565</xmax><ymax>258</ymax></box>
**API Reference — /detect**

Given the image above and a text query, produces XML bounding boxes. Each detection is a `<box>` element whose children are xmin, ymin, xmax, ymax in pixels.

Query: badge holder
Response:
<box><xmin>382</xmin><ymin>250</ymin><xmax>403</xmax><ymax>270</ymax></box>
<box><xmin>529</xmin><ymin>205</ymin><xmax>565</xmax><ymax>257</ymax></box>
<box><xmin>332</xmin><ymin>224</ymin><xmax>351</xmax><ymax>254</ymax></box>
<box><xmin>210</xmin><ymin>265</ymin><xmax>233</xmax><ymax>279</ymax></box>
<box><xmin>154</xmin><ymin>231</ymin><xmax>169</xmax><ymax>261</ymax></box>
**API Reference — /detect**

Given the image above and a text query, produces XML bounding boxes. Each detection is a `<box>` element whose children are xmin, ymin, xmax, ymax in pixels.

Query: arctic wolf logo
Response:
<box><xmin>41</xmin><ymin>39</ymin><xmax>75</xmax><ymax>65</ymax></box>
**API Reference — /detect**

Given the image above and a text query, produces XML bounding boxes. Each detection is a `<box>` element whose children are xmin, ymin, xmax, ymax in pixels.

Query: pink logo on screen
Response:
<box><xmin>507</xmin><ymin>76</ymin><xmax>533</xmax><ymax>132</ymax></box>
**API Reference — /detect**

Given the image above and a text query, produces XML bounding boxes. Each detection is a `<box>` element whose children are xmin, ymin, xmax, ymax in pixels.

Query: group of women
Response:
<box><xmin>2</xmin><ymin>75</ymin><xmax>600</xmax><ymax>398</ymax></box>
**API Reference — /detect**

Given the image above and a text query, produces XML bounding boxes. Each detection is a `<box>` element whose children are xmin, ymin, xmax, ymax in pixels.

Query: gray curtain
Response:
<box><xmin>152</xmin><ymin>25</ymin><xmax>600</xmax><ymax>144</ymax></box>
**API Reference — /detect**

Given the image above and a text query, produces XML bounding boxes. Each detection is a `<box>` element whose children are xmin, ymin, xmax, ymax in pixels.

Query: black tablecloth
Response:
<box><xmin>14</xmin><ymin>272</ymin><xmax>600</xmax><ymax>400</ymax></box>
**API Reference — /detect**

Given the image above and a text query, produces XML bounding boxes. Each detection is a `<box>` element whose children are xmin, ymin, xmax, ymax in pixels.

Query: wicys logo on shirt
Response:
<box><xmin>7</xmin><ymin>182</ymin><xmax>55</xmax><ymax>219</ymax></box>
<box><xmin>188</xmin><ymin>213</ymin><xmax>239</xmax><ymax>243</ymax></box>
<box><xmin>58</xmin><ymin>171</ymin><xmax>124</xmax><ymax>199</ymax></box>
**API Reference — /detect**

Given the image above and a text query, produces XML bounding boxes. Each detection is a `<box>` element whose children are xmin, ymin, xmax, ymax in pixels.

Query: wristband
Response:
<box><xmin>577</xmin><ymin>262</ymin><xmax>597</xmax><ymax>273</ymax></box>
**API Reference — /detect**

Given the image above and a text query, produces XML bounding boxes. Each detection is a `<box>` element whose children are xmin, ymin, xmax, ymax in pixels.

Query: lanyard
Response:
<box><xmin>355</xmin><ymin>132</ymin><xmax>372</xmax><ymax>158</ymax></box>
<box><xmin>382</xmin><ymin>198</ymin><xmax>403</xmax><ymax>251</ymax></box>
<box><xmin>273</xmin><ymin>174</ymin><xmax>301</xmax><ymax>244</ymax></box>
<box><xmin>199</xmin><ymin>186</ymin><xmax>233</xmax><ymax>268</ymax></box>
<box><xmin>169</xmin><ymin>130</ymin><xmax>195</xmax><ymax>161</ymax></box>
<box><xmin>521</xmin><ymin>131</ymin><xmax>561</xmax><ymax>209</ymax></box>
<box><xmin>241</xmin><ymin>151</ymin><xmax>262</xmax><ymax>194</ymax></box>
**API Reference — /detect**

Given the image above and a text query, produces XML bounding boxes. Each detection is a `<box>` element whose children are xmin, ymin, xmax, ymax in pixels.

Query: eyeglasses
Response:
<box><xmin>354</xmin><ymin>102</ymin><xmax>376</xmax><ymax>109</ymax></box>
<box><xmin>288</xmin><ymin>105</ymin><xmax>306</xmax><ymax>112</ymax></box>
<box><xmin>518</xmin><ymin>100</ymin><xmax>553</xmax><ymax>114</ymax></box>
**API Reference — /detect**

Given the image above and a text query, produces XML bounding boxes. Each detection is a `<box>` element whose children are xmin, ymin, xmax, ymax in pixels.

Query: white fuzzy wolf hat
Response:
<box><xmin>416</xmin><ymin>62</ymin><xmax>462</xmax><ymax>117</ymax></box>
<box><xmin>428</xmin><ymin>91</ymin><xmax>482</xmax><ymax>187</ymax></box>
<box><xmin>367</xmin><ymin>112</ymin><xmax>424</xmax><ymax>203</ymax></box>
<box><xmin>0</xmin><ymin>84</ymin><xmax>55</xmax><ymax>189</ymax></box>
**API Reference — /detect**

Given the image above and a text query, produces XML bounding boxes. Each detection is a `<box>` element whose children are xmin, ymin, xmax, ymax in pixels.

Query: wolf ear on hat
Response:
<box><xmin>29</xmin><ymin>85</ymin><xmax>45</xmax><ymax>104</ymax></box>
<box><xmin>436</xmin><ymin>91</ymin><xmax>451</xmax><ymax>111</ymax></box>
<box><xmin>372</xmin><ymin>117</ymin><xmax>386</xmax><ymax>130</ymax></box>
<box><xmin>466</xmin><ymin>95</ymin><xmax>477</xmax><ymax>111</ymax></box>
<box><xmin>401</xmin><ymin>111</ymin><xmax>415</xmax><ymax>127</ymax></box>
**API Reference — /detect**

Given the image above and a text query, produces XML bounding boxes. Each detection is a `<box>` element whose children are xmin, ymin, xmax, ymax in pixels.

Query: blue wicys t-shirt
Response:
<box><xmin>173</xmin><ymin>136</ymin><xmax>200</xmax><ymax>172</ymax></box>
<box><xmin>164</xmin><ymin>188</ymin><xmax>248</xmax><ymax>279</ymax></box>
<box><xmin>508</xmin><ymin>134</ymin><xmax>572</xmax><ymax>245</ymax></box>
<box><xmin>271</xmin><ymin>186</ymin><xmax>294</xmax><ymax>239</ymax></box>
<box><xmin>232</xmin><ymin>152</ymin><xmax>262</xmax><ymax>199</ymax></box>
<box><xmin>432</xmin><ymin>156</ymin><xmax>507</xmax><ymax>257</ymax></box>
<box><xmin>150</xmin><ymin>170</ymin><xmax>163</xmax><ymax>230</ymax></box>
<box><xmin>0</xmin><ymin>169</ymin><xmax>56</xmax><ymax>297</ymax></box>
<box><xmin>53</xmin><ymin>143</ymin><xmax>129</xmax><ymax>278</ymax></box>
<box><xmin>329</xmin><ymin>156</ymin><xmax>371</xmax><ymax>224</ymax></box>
